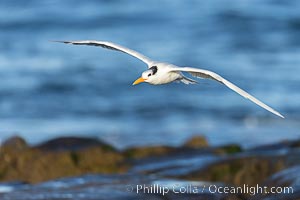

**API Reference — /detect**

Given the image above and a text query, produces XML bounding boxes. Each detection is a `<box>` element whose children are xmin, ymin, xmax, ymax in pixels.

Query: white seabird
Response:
<box><xmin>55</xmin><ymin>40</ymin><xmax>284</xmax><ymax>118</ymax></box>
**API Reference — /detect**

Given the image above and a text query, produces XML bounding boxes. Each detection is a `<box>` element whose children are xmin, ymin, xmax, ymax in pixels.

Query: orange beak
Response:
<box><xmin>132</xmin><ymin>77</ymin><xmax>146</xmax><ymax>85</ymax></box>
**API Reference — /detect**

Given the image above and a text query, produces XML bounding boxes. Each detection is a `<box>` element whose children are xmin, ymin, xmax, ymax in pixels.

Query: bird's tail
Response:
<box><xmin>180</xmin><ymin>75</ymin><xmax>198</xmax><ymax>84</ymax></box>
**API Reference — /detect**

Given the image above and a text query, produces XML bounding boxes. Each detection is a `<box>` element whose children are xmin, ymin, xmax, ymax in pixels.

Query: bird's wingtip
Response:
<box><xmin>280</xmin><ymin>114</ymin><xmax>285</xmax><ymax>119</ymax></box>
<box><xmin>50</xmin><ymin>40</ymin><xmax>70</xmax><ymax>44</ymax></box>
<box><xmin>276</xmin><ymin>112</ymin><xmax>285</xmax><ymax>119</ymax></box>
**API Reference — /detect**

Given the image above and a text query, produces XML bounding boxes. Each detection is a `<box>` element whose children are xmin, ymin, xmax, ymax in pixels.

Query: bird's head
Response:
<box><xmin>132</xmin><ymin>66</ymin><xmax>158</xmax><ymax>85</ymax></box>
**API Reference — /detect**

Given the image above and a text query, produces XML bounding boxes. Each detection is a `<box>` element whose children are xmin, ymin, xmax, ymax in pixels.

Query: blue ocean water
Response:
<box><xmin>0</xmin><ymin>0</ymin><xmax>299</xmax><ymax>149</ymax></box>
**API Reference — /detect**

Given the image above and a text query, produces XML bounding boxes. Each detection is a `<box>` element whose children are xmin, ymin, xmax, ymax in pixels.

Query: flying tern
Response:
<box><xmin>55</xmin><ymin>40</ymin><xmax>284</xmax><ymax>118</ymax></box>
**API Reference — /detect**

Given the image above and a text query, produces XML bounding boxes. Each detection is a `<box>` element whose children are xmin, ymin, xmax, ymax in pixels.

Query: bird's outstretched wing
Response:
<box><xmin>170</xmin><ymin>67</ymin><xmax>284</xmax><ymax>118</ymax></box>
<box><xmin>54</xmin><ymin>40</ymin><xmax>153</xmax><ymax>65</ymax></box>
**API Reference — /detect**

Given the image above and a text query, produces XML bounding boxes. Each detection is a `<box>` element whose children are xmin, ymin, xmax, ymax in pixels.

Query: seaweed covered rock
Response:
<box><xmin>123</xmin><ymin>145</ymin><xmax>175</xmax><ymax>159</ymax></box>
<box><xmin>183</xmin><ymin>135</ymin><xmax>209</xmax><ymax>149</ymax></box>
<box><xmin>213</xmin><ymin>144</ymin><xmax>243</xmax><ymax>155</ymax></box>
<box><xmin>1</xmin><ymin>136</ymin><xmax>28</xmax><ymax>151</ymax></box>
<box><xmin>179</xmin><ymin>157</ymin><xmax>286</xmax><ymax>187</ymax></box>
<box><xmin>0</xmin><ymin>136</ymin><xmax>128</xmax><ymax>183</ymax></box>
<box><xmin>123</xmin><ymin>135</ymin><xmax>209</xmax><ymax>159</ymax></box>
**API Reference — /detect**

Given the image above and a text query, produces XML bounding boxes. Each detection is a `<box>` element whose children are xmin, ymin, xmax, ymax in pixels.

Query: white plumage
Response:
<box><xmin>55</xmin><ymin>40</ymin><xmax>284</xmax><ymax>118</ymax></box>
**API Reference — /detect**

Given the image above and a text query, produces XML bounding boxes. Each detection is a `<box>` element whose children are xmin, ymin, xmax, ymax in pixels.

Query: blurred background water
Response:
<box><xmin>0</xmin><ymin>0</ymin><xmax>299</xmax><ymax>149</ymax></box>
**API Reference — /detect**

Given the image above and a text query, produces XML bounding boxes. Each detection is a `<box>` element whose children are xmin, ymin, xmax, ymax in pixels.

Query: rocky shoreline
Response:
<box><xmin>1</xmin><ymin>135</ymin><xmax>300</xmax><ymax>199</ymax></box>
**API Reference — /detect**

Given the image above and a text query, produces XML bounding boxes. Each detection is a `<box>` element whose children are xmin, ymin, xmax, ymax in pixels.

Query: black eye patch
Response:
<box><xmin>149</xmin><ymin>66</ymin><xmax>158</xmax><ymax>75</ymax></box>
<box><xmin>148</xmin><ymin>73</ymin><xmax>151</xmax><ymax>77</ymax></box>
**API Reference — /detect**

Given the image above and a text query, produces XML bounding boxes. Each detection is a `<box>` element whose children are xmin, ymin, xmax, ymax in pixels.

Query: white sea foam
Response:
<box><xmin>0</xmin><ymin>185</ymin><xmax>14</xmax><ymax>193</ymax></box>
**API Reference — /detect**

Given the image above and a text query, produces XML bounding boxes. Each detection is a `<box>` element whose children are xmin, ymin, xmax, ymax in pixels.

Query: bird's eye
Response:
<box><xmin>148</xmin><ymin>73</ymin><xmax>152</xmax><ymax>77</ymax></box>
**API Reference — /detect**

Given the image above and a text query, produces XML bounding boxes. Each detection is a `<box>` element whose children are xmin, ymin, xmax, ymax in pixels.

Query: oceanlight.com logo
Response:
<box><xmin>126</xmin><ymin>183</ymin><xmax>294</xmax><ymax>196</ymax></box>
<box><xmin>209</xmin><ymin>184</ymin><xmax>294</xmax><ymax>196</ymax></box>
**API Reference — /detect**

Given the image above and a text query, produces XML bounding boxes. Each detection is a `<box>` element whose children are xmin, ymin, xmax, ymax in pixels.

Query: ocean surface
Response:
<box><xmin>0</xmin><ymin>0</ymin><xmax>299</xmax><ymax>149</ymax></box>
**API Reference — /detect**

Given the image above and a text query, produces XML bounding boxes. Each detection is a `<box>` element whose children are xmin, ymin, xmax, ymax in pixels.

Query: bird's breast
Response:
<box><xmin>151</xmin><ymin>71</ymin><xmax>181</xmax><ymax>85</ymax></box>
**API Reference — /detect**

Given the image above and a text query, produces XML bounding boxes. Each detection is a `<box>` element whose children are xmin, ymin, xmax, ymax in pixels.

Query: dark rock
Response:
<box><xmin>249</xmin><ymin>138</ymin><xmax>300</xmax><ymax>152</ymax></box>
<box><xmin>289</xmin><ymin>139</ymin><xmax>300</xmax><ymax>148</ymax></box>
<box><xmin>183</xmin><ymin>135</ymin><xmax>209</xmax><ymax>149</ymax></box>
<box><xmin>35</xmin><ymin>136</ymin><xmax>116</xmax><ymax>152</ymax></box>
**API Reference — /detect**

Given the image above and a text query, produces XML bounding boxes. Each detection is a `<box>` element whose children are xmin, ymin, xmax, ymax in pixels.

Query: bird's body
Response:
<box><xmin>55</xmin><ymin>40</ymin><xmax>284</xmax><ymax>118</ymax></box>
